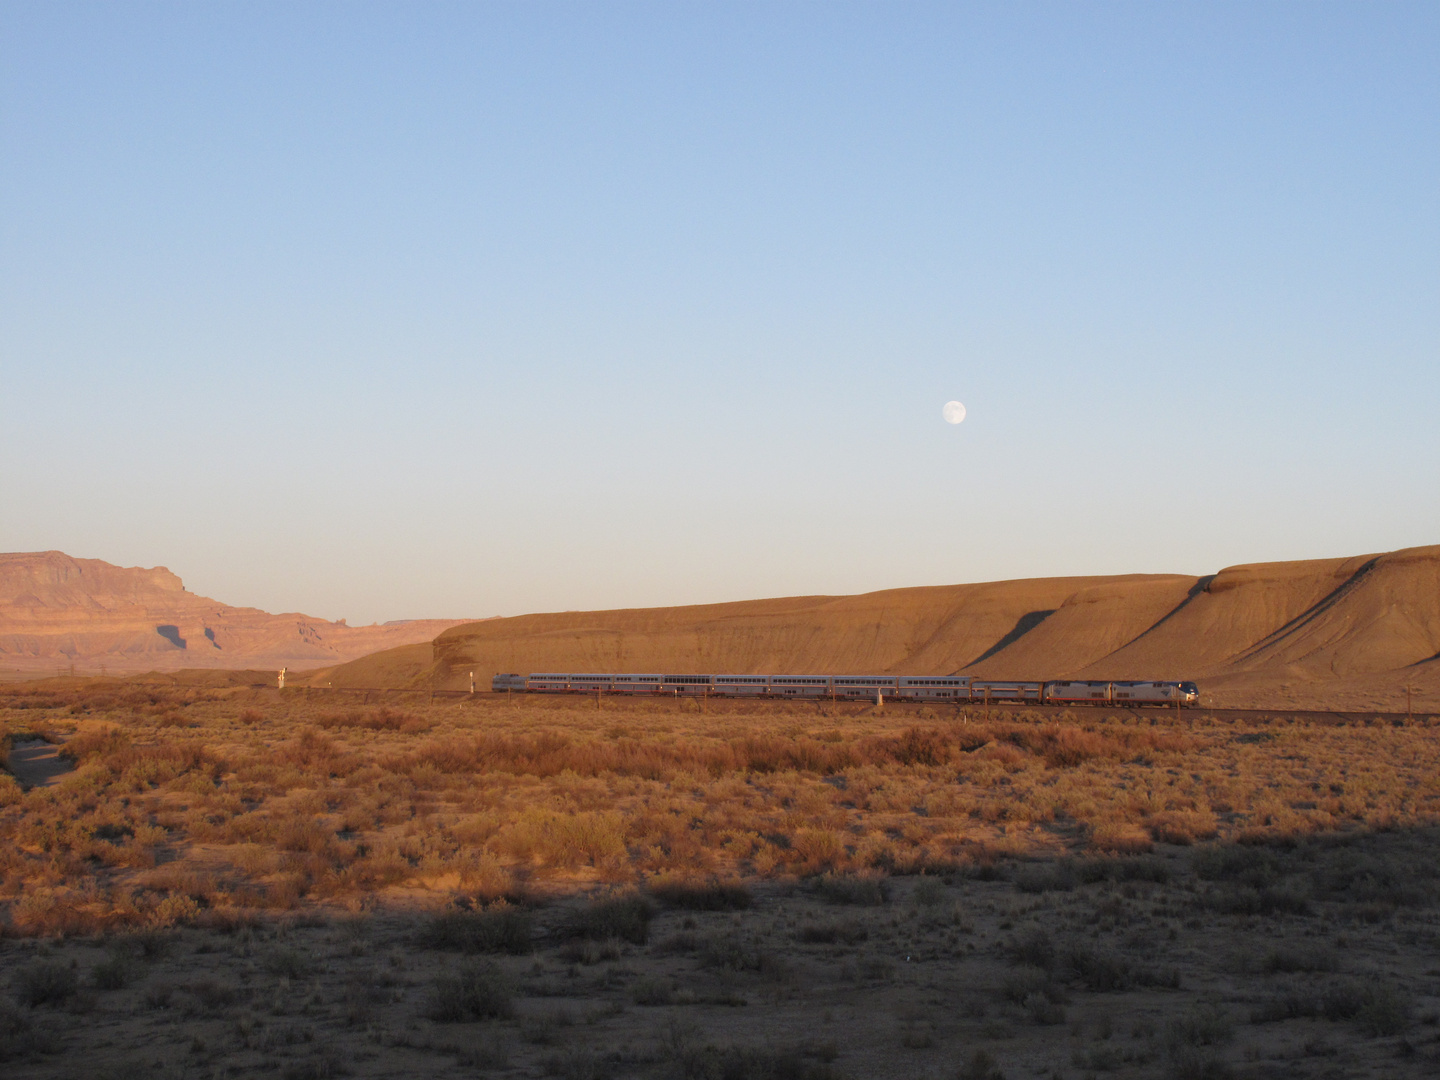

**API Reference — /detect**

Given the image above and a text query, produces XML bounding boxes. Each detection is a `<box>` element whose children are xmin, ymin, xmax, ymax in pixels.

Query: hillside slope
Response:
<box><xmin>0</xmin><ymin>551</ymin><xmax>470</xmax><ymax>675</ymax></box>
<box><xmin>420</xmin><ymin>545</ymin><xmax>1440</xmax><ymax>709</ymax></box>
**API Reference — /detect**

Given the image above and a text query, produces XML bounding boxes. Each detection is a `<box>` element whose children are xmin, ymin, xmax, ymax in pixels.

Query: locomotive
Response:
<box><xmin>491</xmin><ymin>671</ymin><xmax>1199</xmax><ymax>707</ymax></box>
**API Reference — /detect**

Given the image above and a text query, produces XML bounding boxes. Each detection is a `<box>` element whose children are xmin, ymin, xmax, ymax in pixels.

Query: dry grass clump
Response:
<box><xmin>425</xmin><ymin>960</ymin><xmax>514</xmax><ymax>1022</ymax></box>
<box><xmin>89</xmin><ymin>952</ymin><xmax>135</xmax><ymax>990</ymax></box>
<box><xmin>808</xmin><ymin>872</ymin><xmax>889</xmax><ymax>906</ymax></box>
<box><xmin>315</xmin><ymin>706</ymin><xmax>431</xmax><ymax>734</ymax></box>
<box><xmin>1250</xmin><ymin>978</ymin><xmax>1414</xmax><ymax>1037</ymax></box>
<box><xmin>0</xmin><ymin>1000</ymin><xmax>60</xmax><ymax>1062</ymax></box>
<box><xmin>569</xmin><ymin>893</ymin><xmax>655</xmax><ymax>944</ymax></box>
<box><xmin>649</xmin><ymin>874</ymin><xmax>752</xmax><ymax>911</ymax></box>
<box><xmin>11</xmin><ymin>960</ymin><xmax>78</xmax><ymax>1007</ymax></box>
<box><xmin>1012</xmin><ymin>854</ymin><xmax>1170</xmax><ymax>893</ymax></box>
<box><xmin>419</xmin><ymin>903</ymin><xmax>534</xmax><ymax>954</ymax></box>
<box><xmin>671</xmin><ymin>1044</ymin><xmax>843</xmax><ymax>1080</ymax></box>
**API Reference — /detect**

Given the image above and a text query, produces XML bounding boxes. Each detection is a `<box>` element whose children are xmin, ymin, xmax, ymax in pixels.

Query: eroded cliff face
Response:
<box><xmin>16</xmin><ymin>545</ymin><xmax>1436</xmax><ymax>708</ymax></box>
<box><xmin>0</xmin><ymin>551</ymin><xmax>468</xmax><ymax>674</ymax></box>
<box><xmin>410</xmin><ymin>545</ymin><xmax>1439</xmax><ymax>710</ymax></box>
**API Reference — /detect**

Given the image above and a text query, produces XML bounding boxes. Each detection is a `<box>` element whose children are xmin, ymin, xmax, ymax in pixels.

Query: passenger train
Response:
<box><xmin>491</xmin><ymin>672</ymin><xmax>1199</xmax><ymax>707</ymax></box>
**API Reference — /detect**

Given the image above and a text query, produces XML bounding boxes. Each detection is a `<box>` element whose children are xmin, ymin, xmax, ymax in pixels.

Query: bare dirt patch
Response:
<box><xmin>3</xmin><ymin>741</ymin><xmax>73</xmax><ymax>790</ymax></box>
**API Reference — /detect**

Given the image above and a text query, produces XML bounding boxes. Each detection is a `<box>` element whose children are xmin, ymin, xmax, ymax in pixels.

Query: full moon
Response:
<box><xmin>942</xmin><ymin>400</ymin><xmax>967</xmax><ymax>424</ymax></box>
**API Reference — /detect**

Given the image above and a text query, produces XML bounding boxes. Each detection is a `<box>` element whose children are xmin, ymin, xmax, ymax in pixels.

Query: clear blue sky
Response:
<box><xmin>3</xmin><ymin>2</ymin><xmax>1436</xmax><ymax>623</ymax></box>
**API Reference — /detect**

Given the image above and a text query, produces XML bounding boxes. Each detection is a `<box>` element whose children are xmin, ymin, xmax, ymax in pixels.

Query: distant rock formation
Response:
<box><xmin>14</xmin><ymin>546</ymin><xmax>1435</xmax><ymax>710</ymax></box>
<box><xmin>0</xmin><ymin>551</ymin><xmax>469</xmax><ymax>675</ymax></box>
<box><xmin>405</xmin><ymin>544</ymin><xmax>1439</xmax><ymax>710</ymax></box>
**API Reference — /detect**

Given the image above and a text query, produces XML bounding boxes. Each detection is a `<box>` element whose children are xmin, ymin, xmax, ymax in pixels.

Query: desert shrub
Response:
<box><xmin>1248</xmin><ymin>991</ymin><xmax>1313</xmax><ymax>1025</ymax></box>
<box><xmin>559</xmin><ymin>938</ymin><xmax>622</xmax><ymax>965</ymax></box>
<box><xmin>91</xmin><ymin>954</ymin><xmax>135</xmax><ymax>990</ymax></box>
<box><xmin>148</xmin><ymin>892</ymin><xmax>202</xmax><ymax>928</ymax></box>
<box><xmin>58</xmin><ymin>728</ymin><xmax>131</xmax><ymax>764</ymax></box>
<box><xmin>1310</xmin><ymin>849</ymin><xmax>1436</xmax><ymax>908</ymax></box>
<box><xmin>1163</xmin><ymin>1006</ymin><xmax>1236</xmax><ymax>1080</ymax></box>
<box><xmin>912</xmin><ymin>876</ymin><xmax>948</xmax><ymax>906</ymax></box>
<box><xmin>1251</xmin><ymin>976</ymin><xmax>1412</xmax><ymax>1029</ymax></box>
<box><xmin>316</xmin><ymin>706</ymin><xmax>430</xmax><ymax>733</ymax></box>
<box><xmin>1006</xmin><ymin>929</ymin><xmax>1055</xmax><ymax>971</ymax></box>
<box><xmin>91</xmin><ymin>822</ymin><xmax>135</xmax><ymax>842</ymax></box>
<box><xmin>1168</xmin><ymin>1049</ymin><xmax>1233</xmax><ymax>1080</ymax></box>
<box><xmin>541</xmin><ymin>1046</ymin><xmax>612</xmax><ymax>1080</ymax></box>
<box><xmin>956</xmin><ymin>1049</ymin><xmax>1006</xmax><ymax>1080</ymax></box>
<box><xmin>1148</xmin><ymin>809</ymin><xmax>1219</xmax><ymax>845</ymax></box>
<box><xmin>1012</xmin><ymin>863</ymin><xmax>1076</xmax><ymax>894</ymax></box>
<box><xmin>183</xmin><ymin>979</ymin><xmax>243</xmax><ymax>1015</ymax></box>
<box><xmin>631</xmin><ymin>976</ymin><xmax>675</xmax><ymax>1005</ymax></box>
<box><xmin>1072</xmin><ymin>1045</ymin><xmax>1127</xmax><ymax>1072</ymax></box>
<box><xmin>1013</xmin><ymin>726</ymin><xmax>1111</xmax><ymax>767</ymax></box>
<box><xmin>699</xmin><ymin>935</ymin><xmax>760</xmax><ymax>972</ymax></box>
<box><xmin>1025</xmin><ymin>992</ymin><xmax>1066</xmax><ymax>1025</ymax></box>
<box><xmin>1191</xmin><ymin>845</ymin><xmax>1279</xmax><ymax>887</ymax></box>
<box><xmin>279</xmin><ymin>1052</ymin><xmax>349</xmax><ymax>1080</ymax></box>
<box><xmin>675</xmin><ymin>1045</ymin><xmax>841</xmax><ymax>1080</ymax></box>
<box><xmin>263</xmin><ymin>947</ymin><xmax>317</xmax><ymax>980</ymax></box>
<box><xmin>1089</xmin><ymin>822</ymin><xmax>1154</xmax><ymax>854</ymax></box>
<box><xmin>1135</xmin><ymin>966</ymin><xmax>1182</xmax><ymax>990</ymax></box>
<box><xmin>570</xmin><ymin>894</ymin><xmax>654</xmax><ymax>944</ymax></box>
<box><xmin>1301</xmin><ymin>979</ymin><xmax>1411</xmax><ymax>1030</ymax></box>
<box><xmin>1200</xmin><ymin>881</ymin><xmax>1311</xmax><ymax>917</ymax></box>
<box><xmin>112</xmin><ymin>930</ymin><xmax>172</xmax><ymax>960</ymax></box>
<box><xmin>1065</xmin><ymin>946</ymin><xmax>1131</xmax><ymax>992</ymax></box>
<box><xmin>999</xmin><ymin>967</ymin><xmax>1060</xmax><ymax>1005</ymax></box>
<box><xmin>1355</xmin><ymin>983</ymin><xmax>1413</xmax><ymax>1036</ymax></box>
<box><xmin>655</xmin><ymin>931</ymin><xmax>701</xmax><ymax>954</ymax></box>
<box><xmin>810</xmin><ymin>872</ymin><xmax>888</xmax><ymax>906</ymax></box>
<box><xmin>891</xmin><ymin>726</ymin><xmax>955</xmax><ymax>766</ymax></box>
<box><xmin>8</xmin><ymin>889</ymin><xmax>113</xmax><ymax>936</ymax></box>
<box><xmin>493</xmin><ymin>807</ymin><xmax>626</xmax><ymax>867</ymax></box>
<box><xmin>12</xmin><ymin>962</ymin><xmax>77</xmax><ymax>1008</ymax></box>
<box><xmin>426</xmin><ymin>962</ymin><xmax>514</xmax><ymax>1022</ymax></box>
<box><xmin>1080</xmin><ymin>855</ymin><xmax>1171</xmax><ymax>885</ymax></box>
<box><xmin>790</xmin><ymin>829</ymin><xmax>846</xmax><ymax>870</ymax></box>
<box><xmin>0</xmin><ymin>1001</ymin><xmax>59</xmax><ymax>1061</ymax></box>
<box><xmin>457</xmin><ymin>854</ymin><xmax>523</xmax><ymax>905</ymax></box>
<box><xmin>451</xmin><ymin>1030</ymin><xmax>510</xmax><ymax>1069</ymax></box>
<box><xmin>649</xmin><ymin>875</ymin><xmax>752</xmax><ymax>911</ymax></box>
<box><xmin>796</xmin><ymin>920</ymin><xmax>868</xmax><ymax>945</ymax></box>
<box><xmin>1260</xmin><ymin>947</ymin><xmax>1337</xmax><ymax>974</ymax></box>
<box><xmin>421</xmin><ymin>904</ymin><xmax>533</xmax><ymax>954</ymax></box>
<box><xmin>899</xmin><ymin>1018</ymin><xmax>936</xmax><ymax>1047</ymax></box>
<box><xmin>1164</xmin><ymin>1006</ymin><xmax>1233</xmax><ymax>1053</ymax></box>
<box><xmin>521</xmin><ymin>1005</ymin><xmax>574</xmax><ymax>1045</ymax></box>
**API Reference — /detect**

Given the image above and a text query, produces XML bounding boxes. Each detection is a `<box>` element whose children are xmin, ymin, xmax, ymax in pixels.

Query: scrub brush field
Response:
<box><xmin>2</xmin><ymin>683</ymin><xmax>1440</xmax><ymax>1078</ymax></box>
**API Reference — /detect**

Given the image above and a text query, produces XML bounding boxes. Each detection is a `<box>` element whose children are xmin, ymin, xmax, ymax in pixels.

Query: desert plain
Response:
<box><xmin>1</xmin><ymin>544</ymin><xmax>1439</xmax><ymax>1079</ymax></box>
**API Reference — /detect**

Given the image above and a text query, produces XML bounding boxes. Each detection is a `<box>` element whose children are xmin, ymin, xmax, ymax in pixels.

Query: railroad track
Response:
<box><xmin>281</xmin><ymin>684</ymin><xmax>1431</xmax><ymax>724</ymax></box>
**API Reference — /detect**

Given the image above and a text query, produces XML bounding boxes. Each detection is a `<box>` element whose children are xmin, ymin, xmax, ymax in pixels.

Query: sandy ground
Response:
<box><xmin>4</xmin><ymin>741</ymin><xmax>72</xmax><ymax>790</ymax></box>
<box><xmin>4</xmin><ymin>836</ymin><xmax>1440</xmax><ymax>1079</ymax></box>
<box><xmin>5</xmin><ymin>687</ymin><xmax>1440</xmax><ymax>1078</ymax></box>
